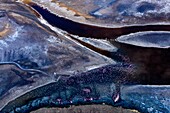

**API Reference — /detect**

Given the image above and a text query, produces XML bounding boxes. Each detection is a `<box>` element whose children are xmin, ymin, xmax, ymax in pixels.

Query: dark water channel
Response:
<box><xmin>30</xmin><ymin>4</ymin><xmax>170</xmax><ymax>85</ymax></box>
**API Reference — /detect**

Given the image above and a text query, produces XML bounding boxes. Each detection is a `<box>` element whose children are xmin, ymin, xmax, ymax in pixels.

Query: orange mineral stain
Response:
<box><xmin>19</xmin><ymin>0</ymin><xmax>32</xmax><ymax>4</ymax></box>
<box><xmin>0</xmin><ymin>24</ymin><xmax>10</xmax><ymax>37</ymax></box>
<box><xmin>58</xmin><ymin>2</ymin><xmax>93</xmax><ymax>19</ymax></box>
<box><xmin>51</xmin><ymin>0</ymin><xmax>93</xmax><ymax>19</ymax></box>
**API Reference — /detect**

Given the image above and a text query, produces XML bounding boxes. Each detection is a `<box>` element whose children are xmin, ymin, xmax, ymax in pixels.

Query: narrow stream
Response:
<box><xmin>30</xmin><ymin>4</ymin><xmax>170</xmax><ymax>39</ymax></box>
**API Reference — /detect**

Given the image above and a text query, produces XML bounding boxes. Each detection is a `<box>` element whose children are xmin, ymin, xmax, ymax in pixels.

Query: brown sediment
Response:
<box><xmin>0</xmin><ymin>24</ymin><xmax>10</xmax><ymax>37</ymax></box>
<box><xmin>57</xmin><ymin>3</ymin><xmax>93</xmax><ymax>19</ymax></box>
<box><xmin>17</xmin><ymin>0</ymin><xmax>40</xmax><ymax>17</ymax></box>
<box><xmin>23</xmin><ymin>0</ymin><xmax>93</xmax><ymax>19</ymax></box>
<box><xmin>27</xmin><ymin>6</ymin><xmax>41</xmax><ymax>18</ymax></box>
<box><xmin>31</xmin><ymin>105</ymin><xmax>139</xmax><ymax>113</ymax></box>
<box><xmin>50</xmin><ymin>0</ymin><xmax>93</xmax><ymax>19</ymax></box>
<box><xmin>19</xmin><ymin>0</ymin><xmax>32</xmax><ymax>4</ymax></box>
